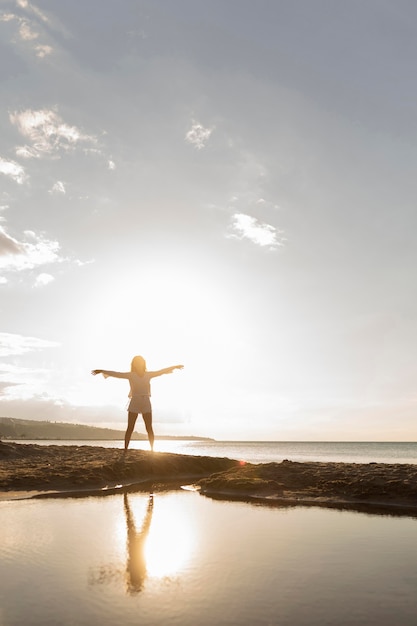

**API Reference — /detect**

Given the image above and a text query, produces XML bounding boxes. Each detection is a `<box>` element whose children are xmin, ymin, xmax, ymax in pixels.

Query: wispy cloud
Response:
<box><xmin>0</xmin><ymin>381</ymin><xmax>18</xmax><ymax>394</ymax></box>
<box><xmin>17</xmin><ymin>0</ymin><xmax>50</xmax><ymax>24</ymax></box>
<box><xmin>18</xmin><ymin>19</ymin><xmax>38</xmax><ymax>40</ymax></box>
<box><xmin>33</xmin><ymin>272</ymin><xmax>54</xmax><ymax>287</ymax></box>
<box><xmin>228</xmin><ymin>213</ymin><xmax>284</xmax><ymax>249</ymax></box>
<box><xmin>0</xmin><ymin>226</ymin><xmax>61</xmax><ymax>271</ymax></box>
<box><xmin>0</xmin><ymin>332</ymin><xmax>59</xmax><ymax>357</ymax></box>
<box><xmin>15</xmin><ymin>146</ymin><xmax>35</xmax><ymax>159</ymax></box>
<box><xmin>49</xmin><ymin>180</ymin><xmax>66</xmax><ymax>194</ymax></box>
<box><xmin>0</xmin><ymin>224</ymin><xmax>89</xmax><ymax>283</ymax></box>
<box><xmin>229</xmin><ymin>193</ymin><xmax>281</xmax><ymax>213</ymax></box>
<box><xmin>0</xmin><ymin>227</ymin><xmax>22</xmax><ymax>256</ymax></box>
<box><xmin>0</xmin><ymin>13</ymin><xmax>16</xmax><ymax>23</ymax></box>
<box><xmin>10</xmin><ymin>109</ymin><xmax>97</xmax><ymax>158</ymax></box>
<box><xmin>1</xmin><ymin>1</ymin><xmax>52</xmax><ymax>57</ymax></box>
<box><xmin>34</xmin><ymin>43</ymin><xmax>52</xmax><ymax>57</ymax></box>
<box><xmin>185</xmin><ymin>121</ymin><xmax>213</xmax><ymax>150</ymax></box>
<box><xmin>0</xmin><ymin>156</ymin><xmax>26</xmax><ymax>184</ymax></box>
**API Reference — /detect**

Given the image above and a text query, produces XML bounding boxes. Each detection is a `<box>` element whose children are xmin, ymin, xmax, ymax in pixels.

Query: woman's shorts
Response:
<box><xmin>127</xmin><ymin>395</ymin><xmax>152</xmax><ymax>414</ymax></box>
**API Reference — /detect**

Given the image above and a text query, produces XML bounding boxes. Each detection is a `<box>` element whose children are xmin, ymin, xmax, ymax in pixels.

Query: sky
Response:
<box><xmin>1</xmin><ymin>0</ymin><xmax>417</xmax><ymax>441</ymax></box>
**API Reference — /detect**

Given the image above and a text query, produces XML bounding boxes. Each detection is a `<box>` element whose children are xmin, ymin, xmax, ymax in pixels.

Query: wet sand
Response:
<box><xmin>2</xmin><ymin>442</ymin><xmax>417</xmax><ymax>512</ymax></box>
<box><xmin>198</xmin><ymin>458</ymin><xmax>417</xmax><ymax>512</ymax></box>
<box><xmin>0</xmin><ymin>441</ymin><xmax>237</xmax><ymax>499</ymax></box>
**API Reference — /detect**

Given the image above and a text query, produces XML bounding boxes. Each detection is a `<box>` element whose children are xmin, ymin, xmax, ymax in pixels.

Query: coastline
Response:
<box><xmin>198</xmin><ymin>460</ymin><xmax>417</xmax><ymax>516</ymax></box>
<box><xmin>2</xmin><ymin>442</ymin><xmax>417</xmax><ymax>514</ymax></box>
<box><xmin>0</xmin><ymin>441</ymin><xmax>237</xmax><ymax>500</ymax></box>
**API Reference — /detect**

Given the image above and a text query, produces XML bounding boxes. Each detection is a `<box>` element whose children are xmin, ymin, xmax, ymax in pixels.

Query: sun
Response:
<box><xmin>81</xmin><ymin>259</ymin><xmax>236</xmax><ymax>369</ymax></box>
<box><xmin>57</xmin><ymin>255</ymin><xmax>247</xmax><ymax>432</ymax></box>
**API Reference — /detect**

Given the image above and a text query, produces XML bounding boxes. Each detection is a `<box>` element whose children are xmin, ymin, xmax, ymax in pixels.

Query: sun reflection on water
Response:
<box><xmin>144</xmin><ymin>507</ymin><xmax>194</xmax><ymax>578</ymax></box>
<box><xmin>124</xmin><ymin>492</ymin><xmax>194</xmax><ymax>592</ymax></box>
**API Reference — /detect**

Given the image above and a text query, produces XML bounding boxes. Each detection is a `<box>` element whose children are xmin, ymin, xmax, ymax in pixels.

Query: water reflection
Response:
<box><xmin>4</xmin><ymin>493</ymin><xmax>417</xmax><ymax>625</ymax></box>
<box><xmin>88</xmin><ymin>491</ymin><xmax>194</xmax><ymax>593</ymax></box>
<box><xmin>124</xmin><ymin>492</ymin><xmax>153</xmax><ymax>594</ymax></box>
<box><xmin>88</xmin><ymin>492</ymin><xmax>154</xmax><ymax>592</ymax></box>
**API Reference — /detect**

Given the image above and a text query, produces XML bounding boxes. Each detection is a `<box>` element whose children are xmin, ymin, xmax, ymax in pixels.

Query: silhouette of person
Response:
<box><xmin>124</xmin><ymin>492</ymin><xmax>154</xmax><ymax>594</ymax></box>
<box><xmin>92</xmin><ymin>356</ymin><xmax>184</xmax><ymax>451</ymax></box>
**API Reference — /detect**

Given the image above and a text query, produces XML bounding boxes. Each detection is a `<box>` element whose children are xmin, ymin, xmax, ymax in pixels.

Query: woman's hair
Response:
<box><xmin>131</xmin><ymin>355</ymin><xmax>146</xmax><ymax>374</ymax></box>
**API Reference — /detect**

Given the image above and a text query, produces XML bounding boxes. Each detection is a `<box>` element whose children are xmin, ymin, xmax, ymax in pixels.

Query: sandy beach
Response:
<box><xmin>0</xmin><ymin>441</ymin><xmax>237</xmax><ymax>499</ymax></box>
<box><xmin>198</xmin><ymin>458</ymin><xmax>417</xmax><ymax>513</ymax></box>
<box><xmin>2</xmin><ymin>441</ymin><xmax>417</xmax><ymax>512</ymax></box>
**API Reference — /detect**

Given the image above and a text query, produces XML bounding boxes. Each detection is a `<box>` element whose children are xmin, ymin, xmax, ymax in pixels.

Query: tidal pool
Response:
<box><xmin>1</xmin><ymin>490</ymin><xmax>417</xmax><ymax>626</ymax></box>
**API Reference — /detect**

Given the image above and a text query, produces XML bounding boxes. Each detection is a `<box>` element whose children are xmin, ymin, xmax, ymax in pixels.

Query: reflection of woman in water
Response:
<box><xmin>92</xmin><ymin>356</ymin><xmax>184</xmax><ymax>451</ymax></box>
<box><xmin>124</xmin><ymin>492</ymin><xmax>154</xmax><ymax>594</ymax></box>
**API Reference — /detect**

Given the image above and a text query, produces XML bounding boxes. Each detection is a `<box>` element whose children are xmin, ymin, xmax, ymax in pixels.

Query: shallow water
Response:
<box><xmin>1</xmin><ymin>490</ymin><xmax>417</xmax><ymax>626</ymax></box>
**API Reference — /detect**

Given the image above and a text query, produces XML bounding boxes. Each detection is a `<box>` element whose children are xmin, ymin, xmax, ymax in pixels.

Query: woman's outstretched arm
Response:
<box><xmin>91</xmin><ymin>369</ymin><xmax>130</xmax><ymax>379</ymax></box>
<box><xmin>149</xmin><ymin>365</ymin><xmax>184</xmax><ymax>378</ymax></box>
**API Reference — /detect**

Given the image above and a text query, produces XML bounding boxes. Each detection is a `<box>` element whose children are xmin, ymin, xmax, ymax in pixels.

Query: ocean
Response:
<box><xmin>11</xmin><ymin>439</ymin><xmax>417</xmax><ymax>464</ymax></box>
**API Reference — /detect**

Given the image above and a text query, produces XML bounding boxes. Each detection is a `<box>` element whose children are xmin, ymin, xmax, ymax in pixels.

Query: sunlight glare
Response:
<box><xmin>144</xmin><ymin>505</ymin><xmax>194</xmax><ymax>578</ymax></box>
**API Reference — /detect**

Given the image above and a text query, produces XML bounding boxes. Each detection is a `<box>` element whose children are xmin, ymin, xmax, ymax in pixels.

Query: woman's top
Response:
<box><xmin>101</xmin><ymin>371</ymin><xmax>152</xmax><ymax>397</ymax></box>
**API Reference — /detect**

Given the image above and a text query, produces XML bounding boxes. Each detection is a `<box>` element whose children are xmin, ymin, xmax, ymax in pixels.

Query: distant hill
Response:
<box><xmin>0</xmin><ymin>417</ymin><xmax>214</xmax><ymax>442</ymax></box>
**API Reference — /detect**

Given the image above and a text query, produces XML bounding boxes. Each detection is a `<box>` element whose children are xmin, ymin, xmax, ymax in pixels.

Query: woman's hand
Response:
<box><xmin>91</xmin><ymin>369</ymin><xmax>102</xmax><ymax>376</ymax></box>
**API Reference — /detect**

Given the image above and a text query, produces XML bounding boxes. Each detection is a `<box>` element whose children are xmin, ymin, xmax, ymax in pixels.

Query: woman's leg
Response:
<box><xmin>125</xmin><ymin>412</ymin><xmax>138</xmax><ymax>450</ymax></box>
<box><xmin>142</xmin><ymin>412</ymin><xmax>154</xmax><ymax>451</ymax></box>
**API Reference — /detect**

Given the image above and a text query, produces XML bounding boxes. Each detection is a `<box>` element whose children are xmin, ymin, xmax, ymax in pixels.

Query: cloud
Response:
<box><xmin>0</xmin><ymin>226</ymin><xmax>61</xmax><ymax>271</ymax></box>
<box><xmin>185</xmin><ymin>121</ymin><xmax>213</xmax><ymax>149</ymax></box>
<box><xmin>229</xmin><ymin>193</ymin><xmax>281</xmax><ymax>214</ymax></box>
<box><xmin>49</xmin><ymin>180</ymin><xmax>66</xmax><ymax>194</ymax></box>
<box><xmin>0</xmin><ymin>381</ymin><xmax>18</xmax><ymax>394</ymax></box>
<box><xmin>35</xmin><ymin>43</ymin><xmax>52</xmax><ymax>57</ymax></box>
<box><xmin>108</xmin><ymin>159</ymin><xmax>116</xmax><ymax>170</ymax></box>
<box><xmin>15</xmin><ymin>146</ymin><xmax>36</xmax><ymax>159</ymax></box>
<box><xmin>17</xmin><ymin>0</ymin><xmax>50</xmax><ymax>24</ymax></box>
<box><xmin>0</xmin><ymin>362</ymin><xmax>50</xmax><ymax>402</ymax></box>
<box><xmin>0</xmin><ymin>13</ymin><xmax>16</xmax><ymax>23</ymax></box>
<box><xmin>1</xmin><ymin>3</ymin><xmax>52</xmax><ymax>57</ymax></box>
<box><xmin>0</xmin><ymin>157</ymin><xmax>26</xmax><ymax>184</ymax></box>
<box><xmin>228</xmin><ymin>213</ymin><xmax>284</xmax><ymax>248</ymax></box>
<box><xmin>0</xmin><ymin>332</ymin><xmax>59</xmax><ymax>357</ymax></box>
<box><xmin>18</xmin><ymin>20</ymin><xmax>38</xmax><ymax>40</ymax></box>
<box><xmin>10</xmin><ymin>109</ymin><xmax>97</xmax><ymax>158</ymax></box>
<box><xmin>0</xmin><ymin>227</ymin><xmax>24</xmax><ymax>256</ymax></box>
<box><xmin>33</xmin><ymin>272</ymin><xmax>54</xmax><ymax>287</ymax></box>
<box><xmin>0</xmin><ymin>225</ymin><xmax>88</xmax><ymax>280</ymax></box>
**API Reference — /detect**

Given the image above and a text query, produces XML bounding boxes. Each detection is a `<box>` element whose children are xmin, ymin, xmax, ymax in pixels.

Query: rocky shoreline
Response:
<box><xmin>2</xmin><ymin>442</ymin><xmax>417</xmax><ymax>514</ymax></box>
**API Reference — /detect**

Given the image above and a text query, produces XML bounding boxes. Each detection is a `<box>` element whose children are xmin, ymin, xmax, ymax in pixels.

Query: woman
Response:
<box><xmin>92</xmin><ymin>356</ymin><xmax>184</xmax><ymax>451</ymax></box>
